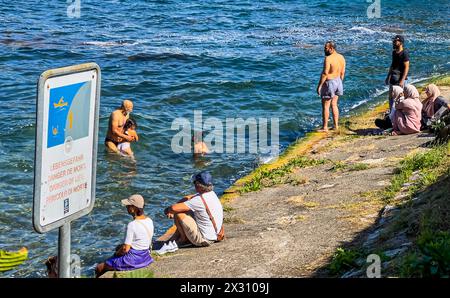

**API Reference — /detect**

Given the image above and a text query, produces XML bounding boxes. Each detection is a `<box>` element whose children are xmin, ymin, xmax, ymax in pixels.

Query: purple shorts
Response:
<box><xmin>105</xmin><ymin>248</ymin><xmax>154</xmax><ymax>271</ymax></box>
<box><xmin>321</xmin><ymin>77</ymin><xmax>343</xmax><ymax>99</ymax></box>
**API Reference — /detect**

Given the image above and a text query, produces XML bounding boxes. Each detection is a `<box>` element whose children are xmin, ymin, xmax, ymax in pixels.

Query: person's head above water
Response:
<box><xmin>192</xmin><ymin>130</ymin><xmax>204</xmax><ymax>144</ymax></box>
<box><xmin>121</xmin><ymin>100</ymin><xmax>133</xmax><ymax>115</ymax></box>
<box><xmin>324</xmin><ymin>41</ymin><xmax>336</xmax><ymax>56</ymax></box>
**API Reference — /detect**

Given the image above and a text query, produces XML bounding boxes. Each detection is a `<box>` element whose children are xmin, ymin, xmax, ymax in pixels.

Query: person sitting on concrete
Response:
<box><xmin>95</xmin><ymin>194</ymin><xmax>154</xmax><ymax>277</ymax></box>
<box><xmin>391</xmin><ymin>85</ymin><xmax>423</xmax><ymax>135</ymax></box>
<box><xmin>421</xmin><ymin>84</ymin><xmax>450</xmax><ymax>130</ymax></box>
<box><xmin>375</xmin><ymin>86</ymin><xmax>404</xmax><ymax>130</ymax></box>
<box><xmin>156</xmin><ymin>171</ymin><xmax>223</xmax><ymax>254</ymax></box>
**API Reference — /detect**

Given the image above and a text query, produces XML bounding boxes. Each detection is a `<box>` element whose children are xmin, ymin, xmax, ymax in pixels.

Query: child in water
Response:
<box><xmin>192</xmin><ymin>130</ymin><xmax>209</xmax><ymax>156</ymax></box>
<box><xmin>118</xmin><ymin>118</ymin><xmax>139</xmax><ymax>157</ymax></box>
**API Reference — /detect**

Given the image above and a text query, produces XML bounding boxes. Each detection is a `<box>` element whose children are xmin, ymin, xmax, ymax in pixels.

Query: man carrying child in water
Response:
<box><xmin>118</xmin><ymin>118</ymin><xmax>139</xmax><ymax>157</ymax></box>
<box><xmin>105</xmin><ymin>99</ymin><xmax>136</xmax><ymax>153</ymax></box>
<box><xmin>317</xmin><ymin>41</ymin><xmax>346</xmax><ymax>132</ymax></box>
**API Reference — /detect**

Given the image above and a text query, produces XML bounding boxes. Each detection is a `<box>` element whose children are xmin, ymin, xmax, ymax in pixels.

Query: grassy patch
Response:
<box><xmin>112</xmin><ymin>267</ymin><xmax>154</xmax><ymax>278</ymax></box>
<box><xmin>223</xmin><ymin>216</ymin><xmax>245</xmax><ymax>224</ymax></box>
<box><xmin>370</xmin><ymin>250</ymin><xmax>390</xmax><ymax>263</ymax></box>
<box><xmin>240</xmin><ymin>179</ymin><xmax>262</xmax><ymax>193</ymax></box>
<box><xmin>382</xmin><ymin>145</ymin><xmax>448</xmax><ymax>203</ymax></box>
<box><xmin>295</xmin><ymin>215</ymin><xmax>308</xmax><ymax>222</ymax></box>
<box><xmin>330</xmin><ymin>161</ymin><xmax>347</xmax><ymax>172</ymax></box>
<box><xmin>397</xmin><ymin>173</ymin><xmax>450</xmax><ymax>277</ymax></box>
<box><xmin>287</xmin><ymin>195</ymin><xmax>305</xmax><ymax>205</ymax></box>
<box><xmin>342</xmin><ymin>134</ymin><xmax>362</xmax><ymax>140</ymax></box>
<box><xmin>287</xmin><ymin>196</ymin><xmax>320</xmax><ymax>209</ymax></box>
<box><xmin>222</xmin><ymin>205</ymin><xmax>235</xmax><ymax>213</ymax></box>
<box><xmin>400</xmin><ymin>231</ymin><xmax>450</xmax><ymax>278</ymax></box>
<box><xmin>360</xmin><ymin>190</ymin><xmax>382</xmax><ymax>201</ymax></box>
<box><xmin>427</xmin><ymin>75</ymin><xmax>450</xmax><ymax>87</ymax></box>
<box><xmin>240</xmin><ymin>157</ymin><xmax>326</xmax><ymax>193</ymax></box>
<box><xmin>288</xmin><ymin>176</ymin><xmax>308</xmax><ymax>186</ymax></box>
<box><xmin>381</xmin><ymin>144</ymin><xmax>450</xmax><ymax>277</ymax></box>
<box><xmin>327</xmin><ymin>141</ymin><xmax>450</xmax><ymax>277</ymax></box>
<box><xmin>303</xmin><ymin>202</ymin><xmax>320</xmax><ymax>208</ymax></box>
<box><xmin>349</xmin><ymin>163</ymin><xmax>370</xmax><ymax>171</ymax></box>
<box><xmin>379</xmin><ymin>145</ymin><xmax>449</xmax><ymax>241</ymax></box>
<box><xmin>328</xmin><ymin>248</ymin><xmax>361</xmax><ymax>275</ymax></box>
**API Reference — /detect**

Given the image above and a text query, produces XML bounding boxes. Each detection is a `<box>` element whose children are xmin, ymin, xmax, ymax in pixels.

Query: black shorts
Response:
<box><xmin>105</xmin><ymin>137</ymin><xmax>119</xmax><ymax>146</ymax></box>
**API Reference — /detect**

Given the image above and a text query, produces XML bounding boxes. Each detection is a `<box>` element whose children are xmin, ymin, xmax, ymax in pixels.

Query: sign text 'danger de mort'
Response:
<box><xmin>33</xmin><ymin>63</ymin><xmax>100</xmax><ymax>233</ymax></box>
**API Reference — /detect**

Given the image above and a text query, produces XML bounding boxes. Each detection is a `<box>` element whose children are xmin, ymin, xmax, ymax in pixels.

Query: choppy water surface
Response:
<box><xmin>0</xmin><ymin>0</ymin><xmax>448</xmax><ymax>277</ymax></box>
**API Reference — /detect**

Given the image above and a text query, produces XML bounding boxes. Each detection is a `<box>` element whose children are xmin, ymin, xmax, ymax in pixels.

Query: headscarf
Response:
<box><xmin>390</xmin><ymin>86</ymin><xmax>403</xmax><ymax>120</ymax></box>
<box><xmin>404</xmin><ymin>85</ymin><xmax>420</xmax><ymax>101</ymax></box>
<box><xmin>391</xmin><ymin>86</ymin><xmax>404</xmax><ymax>102</ymax></box>
<box><xmin>423</xmin><ymin>84</ymin><xmax>441</xmax><ymax>117</ymax></box>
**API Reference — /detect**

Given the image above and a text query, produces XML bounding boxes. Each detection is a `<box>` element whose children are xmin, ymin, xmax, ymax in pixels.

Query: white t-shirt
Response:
<box><xmin>184</xmin><ymin>191</ymin><xmax>223</xmax><ymax>241</ymax></box>
<box><xmin>124</xmin><ymin>217</ymin><xmax>154</xmax><ymax>250</ymax></box>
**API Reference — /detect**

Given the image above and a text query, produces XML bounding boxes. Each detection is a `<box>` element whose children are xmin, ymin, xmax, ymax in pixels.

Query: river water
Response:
<box><xmin>0</xmin><ymin>0</ymin><xmax>448</xmax><ymax>277</ymax></box>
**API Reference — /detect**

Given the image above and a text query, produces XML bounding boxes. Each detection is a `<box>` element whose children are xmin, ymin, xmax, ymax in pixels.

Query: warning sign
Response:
<box><xmin>33</xmin><ymin>63</ymin><xmax>100</xmax><ymax>233</ymax></box>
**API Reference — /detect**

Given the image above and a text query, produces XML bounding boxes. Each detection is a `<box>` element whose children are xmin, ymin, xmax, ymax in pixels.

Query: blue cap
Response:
<box><xmin>192</xmin><ymin>171</ymin><xmax>213</xmax><ymax>186</ymax></box>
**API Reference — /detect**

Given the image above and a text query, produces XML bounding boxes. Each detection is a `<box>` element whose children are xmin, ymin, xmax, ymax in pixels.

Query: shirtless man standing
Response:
<box><xmin>317</xmin><ymin>41</ymin><xmax>346</xmax><ymax>132</ymax></box>
<box><xmin>105</xmin><ymin>100</ymin><xmax>135</xmax><ymax>153</ymax></box>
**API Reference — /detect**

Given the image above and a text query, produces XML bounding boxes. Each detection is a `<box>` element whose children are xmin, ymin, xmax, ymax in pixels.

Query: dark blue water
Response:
<box><xmin>0</xmin><ymin>0</ymin><xmax>448</xmax><ymax>277</ymax></box>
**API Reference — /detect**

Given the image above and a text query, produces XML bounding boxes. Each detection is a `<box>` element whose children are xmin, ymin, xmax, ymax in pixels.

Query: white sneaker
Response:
<box><xmin>154</xmin><ymin>242</ymin><xmax>173</xmax><ymax>255</ymax></box>
<box><xmin>154</xmin><ymin>241</ymin><xmax>178</xmax><ymax>255</ymax></box>
<box><xmin>169</xmin><ymin>241</ymin><xmax>179</xmax><ymax>252</ymax></box>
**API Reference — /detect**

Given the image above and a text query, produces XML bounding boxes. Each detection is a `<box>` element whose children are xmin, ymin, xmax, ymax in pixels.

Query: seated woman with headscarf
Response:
<box><xmin>421</xmin><ymin>84</ymin><xmax>450</xmax><ymax>130</ymax></box>
<box><xmin>392</xmin><ymin>85</ymin><xmax>423</xmax><ymax>135</ymax></box>
<box><xmin>375</xmin><ymin>86</ymin><xmax>403</xmax><ymax>130</ymax></box>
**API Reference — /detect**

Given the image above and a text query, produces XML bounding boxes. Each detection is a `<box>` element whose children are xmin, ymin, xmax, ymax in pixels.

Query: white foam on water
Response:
<box><xmin>349</xmin><ymin>26</ymin><xmax>391</xmax><ymax>36</ymax></box>
<box><xmin>349</xmin><ymin>87</ymin><xmax>388</xmax><ymax>110</ymax></box>
<box><xmin>347</xmin><ymin>75</ymin><xmax>435</xmax><ymax>112</ymax></box>
<box><xmin>259</xmin><ymin>155</ymin><xmax>276</xmax><ymax>164</ymax></box>
<box><xmin>82</xmin><ymin>40</ymin><xmax>139</xmax><ymax>47</ymax></box>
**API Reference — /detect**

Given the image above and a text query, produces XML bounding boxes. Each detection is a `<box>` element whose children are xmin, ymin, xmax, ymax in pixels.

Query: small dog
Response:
<box><xmin>45</xmin><ymin>256</ymin><xmax>58</xmax><ymax>278</ymax></box>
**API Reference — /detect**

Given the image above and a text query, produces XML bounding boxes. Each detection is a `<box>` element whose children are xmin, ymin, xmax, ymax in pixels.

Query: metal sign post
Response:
<box><xmin>59</xmin><ymin>223</ymin><xmax>71</xmax><ymax>278</ymax></box>
<box><xmin>33</xmin><ymin>63</ymin><xmax>101</xmax><ymax>278</ymax></box>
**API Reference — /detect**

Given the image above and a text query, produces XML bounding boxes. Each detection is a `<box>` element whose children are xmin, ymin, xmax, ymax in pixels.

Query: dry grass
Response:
<box><xmin>295</xmin><ymin>215</ymin><xmax>308</xmax><ymax>222</ymax></box>
<box><xmin>287</xmin><ymin>195</ymin><xmax>305</xmax><ymax>205</ymax></box>
<box><xmin>223</xmin><ymin>216</ymin><xmax>245</xmax><ymax>224</ymax></box>
<box><xmin>303</xmin><ymin>202</ymin><xmax>320</xmax><ymax>209</ymax></box>
<box><xmin>287</xmin><ymin>195</ymin><xmax>319</xmax><ymax>209</ymax></box>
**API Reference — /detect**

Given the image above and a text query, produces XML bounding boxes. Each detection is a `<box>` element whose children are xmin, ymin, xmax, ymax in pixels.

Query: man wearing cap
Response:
<box><xmin>95</xmin><ymin>194</ymin><xmax>154</xmax><ymax>277</ymax></box>
<box><xmin>105</xmin><ymin>99</ymin><xmax>135</xmax><ymax>153</ymax></box>
<box><xmin>157</xmin><ymin>171</ymin><xmax>223</xmax><ymax>254</ymax></box>
<box><xmin>385</xmin><ymin>35</ymin><xmax>410</xmax><ymax>110</ymax></box>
